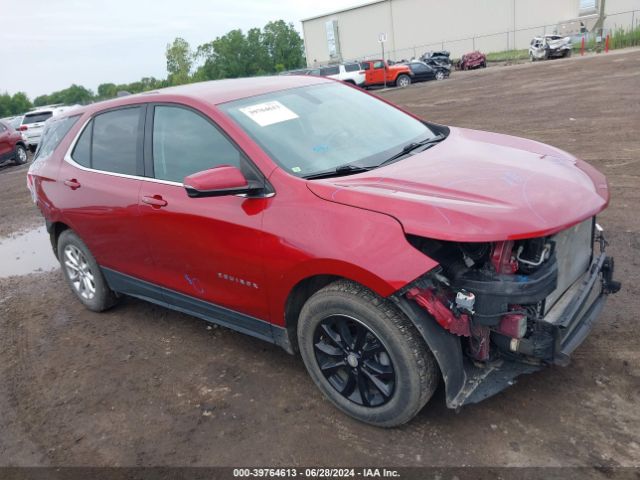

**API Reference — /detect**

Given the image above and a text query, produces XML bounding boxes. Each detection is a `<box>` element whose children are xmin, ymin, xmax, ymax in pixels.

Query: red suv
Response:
<box><xmin>28</xmin><ymin>76</ymin><xmax>619</xmax><ymax>426</ymax></box>
<box><xmin>0</xmin><ymin>119</ymin><xmax>29</xmax><ymax>166</ymax></box>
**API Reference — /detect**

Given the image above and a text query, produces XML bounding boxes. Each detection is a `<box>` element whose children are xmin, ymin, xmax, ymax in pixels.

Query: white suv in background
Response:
<box><xmin>19</xmin><ymin>105</ymin><xmax>79</xmax><ymax>151</ymax></box>
<box><xmin>308</xmin><ymin>63</ymin><xmax>366</xmax><ymax>87</ymax></box>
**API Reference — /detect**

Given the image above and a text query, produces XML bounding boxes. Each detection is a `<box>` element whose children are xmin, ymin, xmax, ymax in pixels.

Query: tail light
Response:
<box><xmin>19</xmin><ymin>125</ymin><xmax>28</xmax><ymax>131</ymax></box>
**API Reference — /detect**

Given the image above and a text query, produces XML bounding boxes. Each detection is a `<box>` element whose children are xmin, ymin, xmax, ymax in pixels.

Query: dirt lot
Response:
<box><xmin>1</xmin><ymin>49</ymin><xmax>639</xmax><ymax>470</ymax></box>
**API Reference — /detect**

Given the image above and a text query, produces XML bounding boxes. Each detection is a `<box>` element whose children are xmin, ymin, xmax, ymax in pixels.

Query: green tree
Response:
<box><xmin>166</xmin><ymin>37</ymin><xmax>193</xmax><ymax>85</ymax></box>
<box><xmin>33</xmin><ymin>84</ymin><xmax>93</xmax><ymax>106</ymax></box>
<box><xmin>262</xmin><ymin>20</ymin><xmax>305</xmax><ymax>72</ymax></box>
<box><xmin>194</xmin><ymin>20</ymin><xmax>306</xmax><ymax>81</ymax></box>
<box><xmin>33</xmin><ymin>94</ymin><xmax>52</xmax><ymax>107</ymax></box>
<box><xmin>0</xmin><ymin>93</ymin><xmax>12</xmax><ymax>117</ymax></box>
<box><xmin>10</xmin><ymin>92</ymin><xmax>31</xmax><ymax>114</ymax></box>
<box><xmin>97</xmin><ymin>83</ymin><xmax>118</xmax><ymax>99</ymax></box>
<box><xmin>0</xmin><ymin>92</ymin><xmax>32</xmax><ymax>116</ymax></box>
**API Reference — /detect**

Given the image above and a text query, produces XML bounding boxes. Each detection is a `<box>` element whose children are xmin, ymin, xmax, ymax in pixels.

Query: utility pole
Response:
<box><xmin>513</xmin><ymin>0</ymin><xmax>516</xmax><ymax>51</ymax></box>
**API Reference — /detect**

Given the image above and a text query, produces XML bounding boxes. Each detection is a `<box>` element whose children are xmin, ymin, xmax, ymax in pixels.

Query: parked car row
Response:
<box><xmin>283</xmin><ymin>59</ymin><xmax>450</xmax><ymax>89</ymax></box>
<box><xmin>1</xmin><ymin>104</ymin><xmax>80</xmax><ymax>163</ymax></box>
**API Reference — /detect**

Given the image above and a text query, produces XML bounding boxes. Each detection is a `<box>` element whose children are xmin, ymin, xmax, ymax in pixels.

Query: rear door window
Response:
<box><xmin>344</xmin><ymin>63</ymin><xmax>361</xmax><ymax>72</ymax></box>
<box><xmin>152</xmin><ymin>105</ymin><xmax>242</xmax><ymax>183</ymax></box>
<box><xmin>23</xmin><ymin>112</ymin><xmax>53</xmax><ymax>124</ymax></box>
<box><xmin>91</xmin><ymin>107</ymin><xmax>141</xmax><ymax>175</ymax></box>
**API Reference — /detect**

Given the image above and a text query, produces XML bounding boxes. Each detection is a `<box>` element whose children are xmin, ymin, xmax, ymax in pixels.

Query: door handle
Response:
<box><xmin>142</xmin><ymin>195</ymin><xmax>168</xmax><ymax>208</ymax></box>
<box><xmin>63</xmin><ymin>179</ymin><xmax>81</xmax><ymax>190</ymax></box>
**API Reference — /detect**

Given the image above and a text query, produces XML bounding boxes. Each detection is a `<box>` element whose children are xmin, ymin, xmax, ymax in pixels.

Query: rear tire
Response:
<box><xmin>14</xmin><ymin>145</ymin><xmax>27</xmax><ymax>165</ymax></box>
<box><xmin>297</xmin><ymin>280</ymin><xmax>438</xmax><ymax>427</ymax></box>
<box><xmin>395</xmin><ymin>74</ymin><xmax>411</xmax><ymax>88</ymax></box>
<box><xmin>435</xmin><ymin>71</ymin><xmax>445</xmax><ymax>80</ymax></box>
<box><xmin>57</xmin><ymin>230</ymin><xmax>118</xmax><ymax>312</ymax></box>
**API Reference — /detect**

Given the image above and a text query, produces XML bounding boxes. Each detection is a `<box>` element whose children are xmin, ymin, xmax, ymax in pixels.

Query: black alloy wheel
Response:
<box><xmin>313</xmin><ymin>314</ymin><xmax>395</xmax><ymax>407</ymax></box>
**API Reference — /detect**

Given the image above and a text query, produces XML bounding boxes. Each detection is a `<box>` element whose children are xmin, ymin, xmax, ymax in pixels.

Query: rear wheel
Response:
<box><xmin>57</xmin><ymin>230</ymin><xmax>118</xmax><ymax>312</ymax></box>
<box><xmin>395</xmin><ymin>74</ymin><xmax>411</xmax><ymax>88</ymax></box>
<box><xmin>297</xmin><ymin>280</ymin><xmax>438</xmax><ymax>427</ymax></box>
<box><xmin>435</xmin><ymin>70</ymin><xmax>445</xmax><ymax>80</ymax></box>
<box><xmin>14</xmin><ymin>145</ymin><xmax>27</xmax><ymax>165</ymax></box>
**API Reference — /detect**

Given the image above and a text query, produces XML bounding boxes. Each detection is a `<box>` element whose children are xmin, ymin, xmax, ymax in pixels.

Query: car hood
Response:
<box><xmin>306</xmin><ymin>127</ymin><xmax>609</xmax><ymax>242</ymax></box>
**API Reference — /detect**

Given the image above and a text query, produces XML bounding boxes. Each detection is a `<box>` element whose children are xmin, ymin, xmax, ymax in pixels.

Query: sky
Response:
<box><xmin>0</xmin><ymin>0</ymin><xmax>363</xmax><ymax>99</ymax></box>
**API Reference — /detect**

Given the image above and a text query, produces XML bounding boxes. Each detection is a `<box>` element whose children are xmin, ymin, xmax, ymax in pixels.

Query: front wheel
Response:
<box><xmin>297</xmin><ymin>280</ymin><xmax>438</xmax><ymax>427</ymax></box>
<box><xmin>435</xmin><ymin>70</ymin><xmax>445</xmax><ymax>80</ymax></box>
<box><xmin>395</xmin><ymin>74</ymin><xmax>411</xmax><ymax>88</ymax></box>
<box><xmin>57</xmin><ymin>230</ymin><xmax>118</xmax><ymax>312</ymax></box>
<box><xmin>14</xmin><ymin>145</ymin><xmax>28</xmax><ymax>165</ymax></box>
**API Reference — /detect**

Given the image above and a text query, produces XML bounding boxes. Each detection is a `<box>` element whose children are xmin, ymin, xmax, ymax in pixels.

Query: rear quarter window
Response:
<box><xmin>34</xmin><ymin>115</ymin><xmax>81</xmax><ymax>161</ymax></box>
<box><xmin>71</xmin><ymin>121</ymin><xmax>92</xmax><ymax>167</ymax></box>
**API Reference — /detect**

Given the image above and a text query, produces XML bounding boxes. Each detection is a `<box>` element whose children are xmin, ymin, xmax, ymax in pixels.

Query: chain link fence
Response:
<box><xmin>345</xmin><ymin>9</ymin><xmax>639</xmax><ymax>64</ymax></box>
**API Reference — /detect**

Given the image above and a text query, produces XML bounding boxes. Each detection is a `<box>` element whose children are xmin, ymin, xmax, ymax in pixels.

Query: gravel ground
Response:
<box><xmin>0</xmin><ymin>48</ymin><xmax>638</xmax><ymax>471</ymax></box>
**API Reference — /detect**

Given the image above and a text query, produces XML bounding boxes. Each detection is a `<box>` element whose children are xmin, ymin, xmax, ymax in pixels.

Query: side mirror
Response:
<box><xmin>183</xmin><ymin>165</ymin><xmax>263</xmax><ymax>198</ymax></box>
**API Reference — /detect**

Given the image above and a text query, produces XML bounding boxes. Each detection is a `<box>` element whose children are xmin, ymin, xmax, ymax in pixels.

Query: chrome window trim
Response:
<box><xmin>63</xmin><ymin>115</ymin><xmax>183</xmax><ymax>187</ymax></box>
<box><xmin>63</xmin><ymin>113</ymin><xmax>276</xmax><ymax>197</ymax></box>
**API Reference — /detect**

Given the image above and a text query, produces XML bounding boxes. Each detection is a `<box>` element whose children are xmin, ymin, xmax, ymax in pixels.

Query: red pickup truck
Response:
<box><xmin>361</xmin><ymin>60</ymin><xmax>413</xmax><ymax>88</ymax></box>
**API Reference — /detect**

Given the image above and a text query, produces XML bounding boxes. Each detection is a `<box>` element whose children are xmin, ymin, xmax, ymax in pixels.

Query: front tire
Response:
<box><xmin>297</xmin><ymin>280</ymin><xmax>438</xmax><ymax>427</ymax></box>
<box><xmin>395</xmin><ymin>74</ymin><xmax>411</xmax><ymax>88</ymax></box>
<box><xmin>14</xmin><ymin>145</ymin><xmax>27</xmax><ymax>165</ymax></box>
<box><xmin>435</xmin><ymin>70</ymin><xmax>445</xmax><ymax>80</ymax></box>
<box><xmin>57</xmin><ymin>230</ymin><xmax>118</xmax><ymax>312</ymax></box>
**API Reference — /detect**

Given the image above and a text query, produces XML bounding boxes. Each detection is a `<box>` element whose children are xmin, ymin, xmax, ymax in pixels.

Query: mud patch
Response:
<box><xmin>0</xmin><ymin>226</ymin><xmax>59</xmax><ymax>278</ymax></box>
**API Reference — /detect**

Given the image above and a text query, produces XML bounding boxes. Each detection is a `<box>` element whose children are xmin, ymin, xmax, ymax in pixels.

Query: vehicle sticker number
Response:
<box><xmin>239</xmin><ymin>101</ymin><xmax>299</xmax><ymax>127</ymax></box>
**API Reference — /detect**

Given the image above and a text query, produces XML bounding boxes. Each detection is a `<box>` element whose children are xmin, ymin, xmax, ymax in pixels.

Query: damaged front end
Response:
<box><xmin>393</xmin><ymin>218</ymin><xmax>620</xmax><ymax>409</ymax></box>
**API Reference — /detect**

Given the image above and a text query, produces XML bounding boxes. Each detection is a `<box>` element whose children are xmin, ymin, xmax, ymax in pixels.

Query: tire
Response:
<box><xmin>481</xmin><ymin>61</ymin><xmax>487</xmax><ymax>68</ymax></box>
<box><xmin>297</xmin><ymin>280</ymin><xmax>438</xmax><ymax>427</ymax></box>
<box><xmin>395</xmin><ymin>74</ymin><xmax>411</xmax><ymax>88</ymax></box>
<box><xmin>435</xmin><ymin>71</ymin><xmax>445</xmax><ymax>81</ymax></box>
<box><xmin>530</xmin><ymin>53</ymin><xmax>535</xmax><ymax>62</ymax></box>
<box><xmin>13</xmin><ymin>144</ymin><xmax>27</xmax><ymax>165</ymax></box>
<box><xmin>57</xmin><ymin>230</ymin><xmax>118</xmax><ymax>312</ymax></box>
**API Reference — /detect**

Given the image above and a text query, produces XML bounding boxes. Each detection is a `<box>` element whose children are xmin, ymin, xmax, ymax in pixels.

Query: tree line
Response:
<box><xmin>0</xmin><ymin>20</ymin><xmax>305</xmax><ymax>117</ymax></box>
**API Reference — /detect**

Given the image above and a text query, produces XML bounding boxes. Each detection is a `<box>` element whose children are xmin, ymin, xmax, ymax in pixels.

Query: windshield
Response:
<box><xmin>220</xmin><ymin>83</ymin><xmax>435</xmax><ymax>178</ymax></box>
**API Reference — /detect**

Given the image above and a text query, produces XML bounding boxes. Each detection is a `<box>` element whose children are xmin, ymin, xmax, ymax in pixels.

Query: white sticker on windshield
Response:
<box><xmin>239</xmin><ymin>101</ymin><xmax>299</xmax><ymax>127</ymax></box>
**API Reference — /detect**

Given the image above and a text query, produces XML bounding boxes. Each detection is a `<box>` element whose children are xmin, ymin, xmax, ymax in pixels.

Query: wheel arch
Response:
<box><xmin>46</xmin><ymin>220</ymin><xmax>71</xmax><ymax>259</ymax></box>
<box><xmin>282</xmin><ymin>274</ymin><xmax>342</xmax><ymax>353</ymax></box>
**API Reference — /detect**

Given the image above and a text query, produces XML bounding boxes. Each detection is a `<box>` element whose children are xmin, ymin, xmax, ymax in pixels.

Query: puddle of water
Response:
<box><xmin>0</xmin><ymin>226</ymin><xmax>60</xmax><ymax>278</ymax></box>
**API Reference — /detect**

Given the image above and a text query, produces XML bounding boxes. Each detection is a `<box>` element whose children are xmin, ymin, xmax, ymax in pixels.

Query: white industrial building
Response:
<box><xmin>301</xmin><ymin>0</ymin><xmax>640</xmax><ymax>65</ymax></box>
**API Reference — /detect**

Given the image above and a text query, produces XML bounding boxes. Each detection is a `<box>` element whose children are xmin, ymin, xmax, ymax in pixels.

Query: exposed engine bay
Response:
<box><xmin>403</xmin><ymin>218</ymin><xmax>620</xmax><ymax>367</ymax></box>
